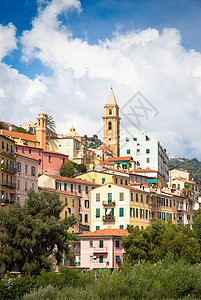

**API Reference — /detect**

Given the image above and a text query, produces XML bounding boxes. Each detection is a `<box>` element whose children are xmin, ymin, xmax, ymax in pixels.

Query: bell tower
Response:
<box><xmin>35</xmin><ymin>107</ymin><xmax>46</xmax><ymax>149</ymax></box>
<box><xmin>103</xmin><ymin>88</ymin><xmax>120</xmax><ymax>157</ymax></box>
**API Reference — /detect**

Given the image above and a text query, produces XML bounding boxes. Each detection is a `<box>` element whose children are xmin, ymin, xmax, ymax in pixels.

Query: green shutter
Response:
<box><xmin>112</xmin><ymin>208</ymin><xmax>114</xmax><ymax>216</ymax></box>
<box><xmin>119</xmin><ymin>208</ymin><xmax>124</xmax><ymax>217</ymax></box>
<box><xmin>99</xmin><ymin>240</ymin><xmax>103</xmax><ymax>248</ymax></box>
<box><xmin>99</xmin><ymin>255</ymin><xmax>103</xmax><ymax>263</ymax></box>
<box><xmin>96</xmin><ymin>208</ymin><xmax>100</xmax><ymax>217</ymax></box>
<box><xmin>96</xmin><ymin>226</ymin><xmax>100</xmax><ymax>231</ymax></box>
<box><xmin>102</xmin><ymin>178</ymin><xmax>105</xmax><ymax>184</ymax></box>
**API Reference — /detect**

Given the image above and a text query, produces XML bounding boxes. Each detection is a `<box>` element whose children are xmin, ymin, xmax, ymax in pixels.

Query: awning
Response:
<box><xmin>121</xmin><ymin>162</ymin><xmax>127</xmax><ymax>165</ymax></box>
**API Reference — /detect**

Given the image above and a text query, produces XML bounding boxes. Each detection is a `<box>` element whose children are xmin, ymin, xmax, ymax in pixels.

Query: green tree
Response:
<box><xmin>45</xmin><ymin>114</ymin><xmax>56</xmax><ymax>137</ymax></box>
<box><xmin>60</xmin><ymin>161</ymin><xmax>75</xmax><ymax>177</ymax></box>
<box><xmin>0</xmin><ymin>189</ymin><xmax>76</xmax><ymax>275</ymax></box>
<box><xmin>75</xmin><ymin>163</ymin><xmax>87</xmax><ymax>174</ymax></box>
<box><xmin>122</xmin><ymin>220</ymin><xmax>201</xmax><ymax>264</ymax></box>
<box><xmin>193</xmin><ymin>214</ymin><xmax>201</xmax><ymax>243</ymax></box>
<box><xmin>182</xmin><ymin>182</ymin><xmax>192</xmax><ymax>200</ymax></box>
<box><xmin>12</xmin><ymin>127</ymin><xmax>32</xmax><ymax>134</ymax></box>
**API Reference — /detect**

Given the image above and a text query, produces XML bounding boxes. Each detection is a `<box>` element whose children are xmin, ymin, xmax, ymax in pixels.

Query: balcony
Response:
<box><xmin>0</xmin><ymin>149</ymin><xmax>15</xmax><ymax>157</ymax></box>
<box><xmin>1</xmin><ymin>198</ymin><xmax>15</xmax><ymax>205</ymax></box>
<box><xmin>92</xmin><ymin>247</ymin><xmax>108</xmax><ymax>253</ymax></box>
<box><xmin>102</xmin><ymin>201</ymin><xmax>115</xmax><ymax>206</ymax></box>
<box><xmin>1</xmin><ymin>163</ymin><xmax>17</xmax><ymax>173</ymax></box>
<box><xmin>1</xmin><ymin>180</ymin><xmax>16</xmax><ymax>188</ymax></box>
<box><xmin>177</xmin><ymin>204</ymin><xmax>183</xmax><ymax>211</ymax></box>
<box><xmin>102</xmin><ymin>215</ymin><xmax>115</xmax><ymax>222</ymax></box>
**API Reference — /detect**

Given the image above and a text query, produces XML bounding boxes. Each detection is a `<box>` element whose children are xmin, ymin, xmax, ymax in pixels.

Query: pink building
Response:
<box><xmin>15</xmin><ymin>154</ymin><xmax>38</xmax><ymax>205</ymax></box>
<box><xmin>38</xmin><ymin>174</ymin><xmax>100</xmax><ymax>231</ymax></box>
<box><xmin>79</xmin><ymin>229</ymin><xmax>129</xmax><ymax>268</ymax></box>
<box><xmin>15</xmin><ymin>144</ymin><xmax>68</xmax><ymax>176</ymax></box>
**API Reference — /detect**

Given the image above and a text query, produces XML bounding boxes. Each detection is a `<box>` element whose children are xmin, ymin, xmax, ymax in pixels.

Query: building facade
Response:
<box><xmin>79</xmin><ymin>229</ymin><xmax>129</xmax><ymax>269</ymax></box>
<box><xmin>120</xmin><ymin>130</ymin><xmax>169</xmax><ymax>182</ymax></box>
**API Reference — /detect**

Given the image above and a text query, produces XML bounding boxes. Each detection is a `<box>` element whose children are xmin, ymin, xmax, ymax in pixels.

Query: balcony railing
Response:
<box><xmin>102</xmin><ymin>201</ymin><xmax>116</xmax><ymax>206</ymax></box>
<box><xmin>1</xmin><ymin>198</ymin><xmax>16</xmax><ymax>205</ymax></box>
<box><xmin>92</xmin><ymin>247</ymin><xmax>108</xmax><ymax>253</ymax></box>
<box><xmin>1</xmin><ymin>163</ymin><xmax>17</xmax><ymax>173</ymax></box>
<box><xmin>0</xmin><ymin>149</ymin><xmax>15</xmax><ymax>157</ymax></box>
<box><xmin>1</xmin><ymin>180</ymin><xmax>16</xmax><ymax>188</ymax></box>
<box><xmin>102</xmin><ymin>215</ymin><xmax>115</xmax><ymax>222</ymax></box>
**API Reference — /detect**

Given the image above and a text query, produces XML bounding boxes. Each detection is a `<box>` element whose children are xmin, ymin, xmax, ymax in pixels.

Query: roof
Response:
<box><xmin>134</xmin><ymin>169</ymin><xmax>157</xmax><ymax>173</ymax></box>
<box><xmin>38</xmin><ymin>186</ymin><xmax>79</xmax><ymax>197</ymax></box>
<box><xmin>43</xmin><ymin>150</ymin><xmax>68</xmax><ymax>157</ymax></box>
<box><xmin>79</xmin><ymin>228</ymin><xmax>129</xmax><ymax>238</ymax></box>
<box><xmin>106</xmin><ymin>87</ymin><xmax>117</xmax><ymax>105</ymax></box>
<box><xmin>172</xmin><ymin>178</ymin><xmax>199</xmax><ymax>185</ymax></box>
<box><xmin>16</xmin><ymin>153</ymin><xmax>39</xmax><ymax>162</ymax></box>
<box><xmin>97</xmin><ymin>144</ymin><xmax>112</xmax><ymax>152</ymax></box>
<box><xmin>108</xmin><ymin>156</ymin><xmax>133</xmax><ymax>162</ymax></box>
<box><xmin>2</xmin><ymin>130</ymin><xmax>37</xmax><ymax>142</ymax></box>
<box><xmin>66</xmin><ymin>126</ymin><xmax>81</xmax><ymax>137</ymax></box>
<box><xmin>91</xmin><ymin>182</ymin><xmax>149</xmax><ymax>193</ymax></box>
<box><xmin>44</xmin><ymin>174</ymin><xmax>100</xmax><ymax>186</ymax></box>
<box><xmin>99</xmin><ymin>160</ymin><xmax>114</xmax><ymax>165</ymax></box>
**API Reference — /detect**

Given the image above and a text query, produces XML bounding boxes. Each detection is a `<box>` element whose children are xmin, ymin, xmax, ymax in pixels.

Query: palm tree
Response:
<box><xmin>45</xmin><ymin>114</ymin><xmax>56</xmax><ymax>137</ymax></box>
<box><xmin>182</xmin><ymin>182</ymin><xmax>192</xmax><ymax>200</ymax></box>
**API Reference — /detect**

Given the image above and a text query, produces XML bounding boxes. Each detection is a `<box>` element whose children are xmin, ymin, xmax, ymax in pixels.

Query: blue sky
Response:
<box><xmin>0</xmin><ymin>0</ymin><xmax>201</xmax><ymax>158</ymax></box>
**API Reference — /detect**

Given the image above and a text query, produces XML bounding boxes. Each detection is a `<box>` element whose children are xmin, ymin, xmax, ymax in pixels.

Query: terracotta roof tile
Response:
<box><xmin>134</xmin><ymin>169</ymin><xmax>157</xmax><ymax>173</ymax></box>
<box><xmin>2</xmin><ymin>130</ymin><xmax>37</xmax><ymax>142</ymax></box>
<box><xmin>79</xmin><ymin>228</ymin><xmax>129</xmax><ymax>237</ymax></box>
<box><xmin>45</xmin><ymin>174</ymin><xmax>100</xmax><ymax>186</ymax></box>
<box><xmin>38</xmin><ymin>186</ymin><xmax>79</xmax><ymax>197</ymax></box>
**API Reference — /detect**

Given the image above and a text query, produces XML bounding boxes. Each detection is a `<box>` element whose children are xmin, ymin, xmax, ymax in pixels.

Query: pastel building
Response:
<box><xmin>0</xmin><ymin>135</ymin><xmax>16</xmax><ymax>205</ymax></box>
<box><xmin>120</xmin><ymin>131</ymin><xmax>169</xmax><ymax>182</ymax></box>
<box><xmin>38</xmin><ymin>174</ymin><xmax>100</xmax><ymax>231</ymax></box>
<box><xmin>90</xmin><ymin>183</ymin><xmax>150</xmax><ymax>231</ymax></box>
<box><xmin>79</xmin><ymin>229</ymin><xmax>129</xmax><ymax>269</ymax></box>
<box><xmin>169</xmin><ymin>178</ymin><xmax>199</xmax><ymax>203</ymax></box>
<box><xmin>15</xmin><ymin>154</ymin><xmax>38</xmax><ymax>205</ymax></box>
<box><xmin>15</xmin><ymin>145</ymin><xmax>68</xmax><ymax>176</ymax></box>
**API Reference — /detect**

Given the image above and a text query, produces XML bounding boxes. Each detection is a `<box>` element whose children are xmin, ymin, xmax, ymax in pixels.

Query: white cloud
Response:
<box><xmin>1</xmin><ymin>0</ymin><xmax>201</xmax><ymax>159</ymax></box>
<box><xmin>0</xmin><ymin>23</ymin><xmax>17</xmax><ymax>61</ymax></box>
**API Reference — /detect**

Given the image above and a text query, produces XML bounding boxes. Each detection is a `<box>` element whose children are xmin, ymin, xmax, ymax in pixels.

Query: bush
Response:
<box><xmin>60</xmin><ymin>162</ymin><xmax>75</xmax><ymax>177</ymax></box>
<box><xmin>23</xmin><ymin>285</ymin><xmax>58</xmax><ymax>300</ymax></box>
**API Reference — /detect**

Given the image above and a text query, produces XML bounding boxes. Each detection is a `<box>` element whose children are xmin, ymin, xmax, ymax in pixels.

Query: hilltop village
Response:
<box><xmin>0</xmin><ymin>88</ymin><xmax>200</xmax><ymax>269</ymax></box>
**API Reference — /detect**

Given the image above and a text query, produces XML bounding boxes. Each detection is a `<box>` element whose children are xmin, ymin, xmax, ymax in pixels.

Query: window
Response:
<box><xmin>17</xmin><ymin>179</ymin><xmax>20</xmax><ymax>190</ymax></box>
<box><xmin>65</xmin><ymin>198</ymin><xmax>68</xmax><ymax>206</ymax></box>
<box><xmin>131</xmin><ymin>193</ymin><xmax>133</xmax><ymax>201</ymax></box>
<box><xmin>64</xmin><ymin>183</ymin><xmax>67</xmax><ymax>191</ymax></box>
<box><xmin>56</xmin><ymin>182</ymin><xmax>59</xmax><ymax>190</ymax></box>
<box><xmin>173</xmin><ymin>199</ymin><xmax>175</xmax><ymax>206</ymax></box>
<box><xmin>146</xmin><ymin>195</ymin><xmax>149</xmax><ymax>204</ymax></box>
<box><xmin>6</xmin><ymin>143</ymin><xmax>9</xmax><ymax>151</ymax></box>
<box><xmin>79</xmin><ymin>214</ymin><xmax>82</xmax><ymax>222</ymax></box>
<box><xmin>96</xmin><ymin>193</ymin><xmax>100</xmax><ymax>202</ymax></box>
<box><xmin>146</xmin><ymin>158</ymin><xmax>150</xmax><ymax>163</ymax></box>
<box><xmin>89</xmin><ymin>256</ymin><xmax>93</xmax><ymax>262</ymax></box>
<box><xmin>162</xmin><ymin>212</ymin><xmax>165</xmax><ymax>221</ymax></box>
<box><xmin>25</xmin><ymin>181</ymin><xmax>28</xmax><ymax>191</ymax></box>
<box><xmin>29</xmin><ymin>149</ymin><xmax>32</xmax><ymax>155</ymax></box>
<box><xmin>89</xmin><ymin>241</ymin><xmax>93</xmax><ymax>248</ymax></box>
<box><xmin>85</xmin><ymin>200</ymin><xmax>89</xmax><ymax>208</ymax></box>
<box><xmin>99</xmin><ymin>255</ymin><xmax>103</xmax><ymax>263</ymax></box>
<box><xmin>115</xmin><ymin>241</ymin><xmax>120</xmax><ymax>248</ymax></box>
<box><xmin>115</xmin><ymin>178</ymin><xmax>118</xmax><ymax>184</ymax></box>
<box><xmin>86</xmin><ymin>186</ymin><xmax>88</xmax><ymax>194</ymax></box>
<box><xmin>39</xmin><ymin>150</ymin><xmax>41</xmax><ymax>156</ymax></box>
<box><xmin>116</xmin><ymin>256</ymin><xmax>121</xmax><ymax>263</ymax></box>
<box><xmin>109</xmin><ymin>109</ymin><xmax>112</xmax><ymax>115</ymax></box>
<box><xmin>130</xmin><ymin>208</ymin><xmax>135</xmax><ymax>217</ymax></box>
<box><xmin>99</xmin><ymin>240</ymin><xmax>103</xmax><ymax>248</ymax></box>
<box><xmin>32</xmin><ymin>183</ymin><xmax>35</xmax><ymax>189</ymax></box>
<box><xmin>146</xmin><ymin>210</ymin><xmax>149</xmax><ymax>219</ymax></box>
<box><xmin>108</xmin><ymin>122</ymin><xmax>112</xmax><ymax>130</ymax></box>
<box><xmin>136</xmin><ymin>194</ymin><xmax>139</xmax><ymax>202</ymax></box>
<box><xmin>102</xmin><ymin>178</ymin><xmax>105</xmax><ymax>184</ymax></box>
<box><xmin>127</xmin><ymin>149</ymin><xmax>130</xmax><ymax>154</ymax></box>
<box><xmin>141</xmin><ymin>194</ymin><xmax>143</xmax><ymax>203</ymax></box>
<box><xmin>119</xmin><ymin>192</ymin><xmax>124</xmax><ymax>201</ymax></box>
<box><xmin>178</xmin><ymin>184</ymin><xmax>180</xmax><ymax>189</ymax></box>
<box><xmin>146</xmin><ymin>149</ymin><xmax>150</xmax><ymax>154</ymax></box>
<box><xmin>170</xmin><ymin>199</ymin><xmax>172</xmax><ymax>207</ymax></box>
<box><xmin>79</xmin><ymin>198</ymin><xmax>81</xmax><ymax>207</ymax></box>
<box><xmin>140</xmin><ymin>209</ymin><xmax>144</xmax><ymax>218</ymax></box>
<box><xmin>31</xmin><ymin>166</ymin><xmax>35</xmax><ymax>176</ymax></box>
<box><xmin>119</xmin><ymin>208</ymin><xmax>124</xmax><ymax>217</ymax></box>
<box><xmin>136</xmin><ymin>208</ymin><xmax>138</xmax><ymax>218</ymax></box>
<box><xmin>166</xmin><ymin>199</ymin><xmax>168</xmax><ymax>207</ymax></box>
<box><xmin>125</xmin><ymin>180</ymin><xmax>128</xmax><ymax>185</ymax></box>
<box><xmin>22</xmin><ymin>148</ymin><xmax>24</xmax><ymax>153</ymax></box>
<box><xmin>133</xmin><ymin>138</ymin><xmax>137</xmax><ymax>141</ymax></box>
<box><xmin>63</xmin><ymin>158</ymin><xmax>65</xmax><ymax>163</ymax></box>
<box><xmin>48</xmin><ymin>155</ymin><xmax>51</xmax><ymax>163</ymax></box>
<box><xmin>2</xmin><ymin>141</ymin><xmax>4</xmax><ymax>149</ymax></box>
<box><xmin>25</xmin><ymin>164</ymin><xmax>28</xmax><ymax>175</ymax></box>
<box><xmin>78</xmin><ymin>185</ymin><xmax>81</xmax><ymax>193</ymax></box>
<box><xmin>96</xmin><ymin>226</ymin><xmax>100</xmax><ymax>231</ymax></box>
<box><xmin>126</xmin><ymin>137</ymin><xmax>129</xmax><ymax>142</ymax></box>
<box><xmin>108</xmin><ymin>192</ymin><xmax>112</xmax><ymax>203</ymax></box>
<box><xmin>65</xmin><ymin>211</ymin><xmax>67</xmax><ymax>218</ymax></box>
<box><xmin>17</xmin><ymin>162</ymin><xmax>21</xmax><ymax>172</ymax></box>
<box><xmin>85</xmin><ymin>214</ymin><xmax>88</xmax><ymax>222</ymax></box>
<box><xmin>120</xmin><ymin>179</ymin><xmax>123</xmax><ymax>184</ymax></box>
<box><xmin>72</xmin><ymin>199</ymin><xmax>74</xmax><ymax>207</ymax></box>
<box><xmin>119</xmin><ymin>225</ymin><xmax>124</xmax><ymax>229</ymax></box>
<box><xmin>96</xmin><ymin>208</ymin><xmax>100</xmax><ymax>218</ymax></box>
<box><xmin>71</xmin><ymin>184</ymin><xmax>73</xmax><ymax>193</ymax></box>
<box><xmin>187</xmin><ymin>215</ymin><xmax>191</xmax><ymax>220</ymax></box>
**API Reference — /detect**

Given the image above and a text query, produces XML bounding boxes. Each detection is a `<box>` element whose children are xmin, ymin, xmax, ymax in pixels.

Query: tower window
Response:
<box><xmin>109</xmin><ymin>109</ymin><xmax>112</xmax><ymax>115</ymax></box>
<box><xmin>108</xmin><ymin>122</ymin><xmax>112</xmax><ymax>130</ymax></box>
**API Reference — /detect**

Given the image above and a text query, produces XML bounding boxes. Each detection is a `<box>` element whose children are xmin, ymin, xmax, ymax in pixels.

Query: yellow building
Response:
<box><xmin>0</xmin><ymin>135</ymin><xmax>16</xmax><ymax>205</ymax></box>
<box><xmin>39</xmin><ymin>187</ymin><xmax>80</xmax><ymax>233</ymax></box>
<box><xmin>90</xmin><ymin>183</ymin><xmax>150</xmax><ymax>231</ymax></box>
<box><xmin>98</xmin><ymin>156</ymin><xmax>136</xmax><ymax>171</ymax></box>
<box><xmin>76</xmin><ymin>170</ymin><xmax>130</xmax><ymax>186</ymax></box>
<box><xmin>103</xmin><ymin>88</ymin><xmax>121</xmax><ymax>157</ymax></box>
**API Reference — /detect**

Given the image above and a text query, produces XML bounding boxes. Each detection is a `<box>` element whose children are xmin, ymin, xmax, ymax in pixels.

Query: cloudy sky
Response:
<box><xmin>0</xmin><ymin>0</ymin><xmax>201</xmax><ymax>159</ymax></box>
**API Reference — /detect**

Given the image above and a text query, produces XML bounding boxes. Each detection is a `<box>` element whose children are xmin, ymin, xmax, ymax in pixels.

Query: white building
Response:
<box><xmin>120</xmin><ymin>131</ymin><xmax>169</xmax><ymax>182</ymax></box>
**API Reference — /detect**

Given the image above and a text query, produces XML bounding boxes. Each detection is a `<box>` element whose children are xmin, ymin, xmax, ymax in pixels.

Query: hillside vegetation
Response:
<box><xmin>169</xmin><ymin>157</ymin><xmax>201</xmax><ymax>187</ymax></box>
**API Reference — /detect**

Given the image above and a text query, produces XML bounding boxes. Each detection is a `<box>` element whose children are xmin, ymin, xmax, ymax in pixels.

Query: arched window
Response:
<box><xmin>108</xmin><ymin>122</ymin><xmax>112</xmax><ymax>130</ymax></box>
<box><xmin>109</xmin><ymin>109</ymin><xmax>112</xmax><ymax>115</ymax></box>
